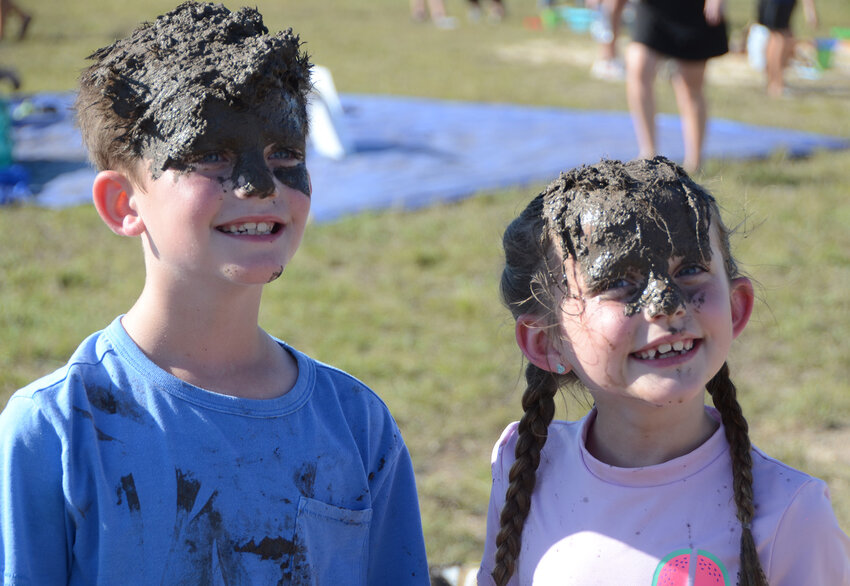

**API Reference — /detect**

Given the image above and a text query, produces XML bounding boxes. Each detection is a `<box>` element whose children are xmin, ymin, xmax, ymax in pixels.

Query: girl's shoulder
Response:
<box><xmin>491</xmin><ymin>417</ymin><xmax>587</xmax><ymax>467</ymax></box>
<box><xmin>750</xmin><ymin>444</ymin><xmax>834</xmax><ymax>519</ymax></box>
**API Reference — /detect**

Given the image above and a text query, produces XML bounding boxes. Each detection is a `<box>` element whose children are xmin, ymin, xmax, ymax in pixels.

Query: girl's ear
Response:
<box><xmin>92</xmin><ymin>170</ymin><xmax>145</xmax><ymax>237</ymax></box>
<box><xmin>515</xmin><ymin>314</ymin><xmax>572</xmax><ymax>375</ymax></box>
<box><xmin>729</xmin><ymin>276</ymin><xmax>755</xmax><ymax>339</ymax></box>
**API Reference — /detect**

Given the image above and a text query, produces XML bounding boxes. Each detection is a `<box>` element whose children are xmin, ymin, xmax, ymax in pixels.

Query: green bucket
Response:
<box><xmin>815</xmin><ymin>38</ymin><xmax>837</xmax><ymax>70</ymax></box>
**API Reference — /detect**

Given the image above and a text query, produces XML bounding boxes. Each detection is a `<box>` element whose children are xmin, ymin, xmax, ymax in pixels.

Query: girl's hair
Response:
<box><xmin>492</xmin><ymin>157</ymin><xmax>767</xmax><ymax>586</ymax></box>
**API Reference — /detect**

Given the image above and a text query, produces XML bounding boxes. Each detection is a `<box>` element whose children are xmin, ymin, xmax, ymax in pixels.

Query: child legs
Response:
<box><xmin>670</xmin><ymin>59</ymin><xmax>708</xmax><ymax>173</ymax></box>
<box><xmin>626</xmin><ymin>42</ymin><xmax>659</xmax><ymax>160</ymax></box>
<box><xmin>765</xmin><ymin>29</ymin><xmax>793</xmax><ymax>97</ymax></box>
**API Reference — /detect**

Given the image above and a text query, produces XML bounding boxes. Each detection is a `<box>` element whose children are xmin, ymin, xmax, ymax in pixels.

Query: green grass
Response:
<box><xmin>2</xmin><ymin>0</ymin><xmax>850</xmax><ymax>567</ymax></box>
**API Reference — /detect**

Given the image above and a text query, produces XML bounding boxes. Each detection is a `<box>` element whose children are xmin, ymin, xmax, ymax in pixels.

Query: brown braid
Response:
<box><xmin>492</xmin><ymin>363</ymin><xmax>558</xmax><ymax>586</ymax></box>
<box><xmin>707</xmin><ymin>363</ymin><xmax>769</xmax><ymax>586</ymax></box>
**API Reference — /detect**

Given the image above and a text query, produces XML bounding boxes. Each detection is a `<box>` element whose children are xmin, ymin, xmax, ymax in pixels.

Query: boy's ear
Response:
<box><xmin>729</xmin><ymin>276</ymin><xmax>755</xmax><ymax>339</ymax></box>
<box><xmin>515</xmin><ymin>314</ymin><xmax>572</xmax><ymax>375</ymax></box>
<box><xmin>92</xmin><ymin>171</ymin><xmax>145</xmax><ymax>237</ymax></box>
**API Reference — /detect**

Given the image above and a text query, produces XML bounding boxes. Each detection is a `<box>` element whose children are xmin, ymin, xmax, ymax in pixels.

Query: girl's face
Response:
<box><xmin>553</xmin><ymin>220</ymin><xmax>753</xmax><ymax>411</ymax></box>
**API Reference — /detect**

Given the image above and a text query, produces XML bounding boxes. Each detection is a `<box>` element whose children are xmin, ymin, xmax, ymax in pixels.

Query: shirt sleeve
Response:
<box><xmin>366</xmin><ymin>436</ymin><xmax>430</xmax><ymax>585</ymax></box>
<box><xmin>0</xmin><ymin>395</ymin><xmax>71</xmax><ymax>584</ymax></box>
<box><xmin>766</xmin><ymin>478</ymin><xmax>850</xmax><ymax>585</ymax></box>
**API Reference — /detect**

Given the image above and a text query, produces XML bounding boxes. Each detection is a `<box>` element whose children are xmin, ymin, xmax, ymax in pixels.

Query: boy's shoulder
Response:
<box><xmin>284</xmin><ymin>343</ymin><xmax>401</xmax><ymax>428</ymax></box>
<box><xmin>9</xmin><ymin>323</ymin><xmax>116</xmax><ymax>407</ymax></box>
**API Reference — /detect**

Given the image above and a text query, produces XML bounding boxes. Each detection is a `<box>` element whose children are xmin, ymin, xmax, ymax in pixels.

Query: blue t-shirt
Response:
<box><xmin>0</xmin><ymin>317</ymin><xmax>429</xmax><ymax>585</ymax></box>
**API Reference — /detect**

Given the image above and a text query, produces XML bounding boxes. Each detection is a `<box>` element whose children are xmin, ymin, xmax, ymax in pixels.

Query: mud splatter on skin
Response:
<box><xmin>78</xmin><ymin>1</ymin><xmax>312</xmax><ymax>182</ymax></box>
<box><xmin>543</xmin><ymin>157</ymin><xmax>722</xmax><ymax>316</ymax></box>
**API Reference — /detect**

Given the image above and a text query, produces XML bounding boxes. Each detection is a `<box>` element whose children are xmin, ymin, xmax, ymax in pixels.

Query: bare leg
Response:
<box><xmin>626</xmin><ymin>42</ymin><xmax>659</xmax><ymax>160</ymax></box>
<box><xmin>670</xmin><ymin>59</ymin><xmax>707</xmax><ymax>174</ymax></box>
<box><xmin>0</xmin><ymin>0</ymin><xmax>8</xmax><ymax>40</ymax></box>
<box><xmin>603</xmin><ymin>0</ymin><xmax>627</xmax><ymax>61</ymax></box>
<box><xmin>410</xmin><ymin>0</ymin><xmax>427</xmax><ymax>21</ymax></box>
<box><xmin>426</xmin><ymin>0</ymin><xmax>448</xmax><ymax>20</ymax></box>
<box><xmin>765</xmin><ymin>29</ymin><xmax>792</xmax><ymax>97</ymax></box>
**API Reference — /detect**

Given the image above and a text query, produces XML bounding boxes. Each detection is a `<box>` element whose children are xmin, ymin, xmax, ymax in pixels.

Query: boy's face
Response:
<box><xmin>132</xmin><ymin>91</ymin><xmax>311</xmax><ymax>289</ymax></box>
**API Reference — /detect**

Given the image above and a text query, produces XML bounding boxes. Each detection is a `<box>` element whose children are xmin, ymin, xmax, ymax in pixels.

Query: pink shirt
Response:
<box><xmin>479</xmin><ymin>408</ymin><xmax>850</xmax><ymax>585</ymax></box>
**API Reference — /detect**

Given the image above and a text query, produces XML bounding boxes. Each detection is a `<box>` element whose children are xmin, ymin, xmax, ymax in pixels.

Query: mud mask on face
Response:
<box><xmin>548</xmin><ymin>180</ymin><xmax>714</xmax><ymax>317</ymax></box>
<box><xmin>150</xmin><ymin>94</ymin><xmax>312</xmax><ymax>198</ymax></box>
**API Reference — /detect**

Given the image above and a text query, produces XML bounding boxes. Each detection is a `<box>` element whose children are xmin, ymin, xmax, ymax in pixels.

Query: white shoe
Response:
<box><xmin>433</xmin><ymin>16</ymin><xmax>458</xmax><ymax>29</ymax></box>
<box><xmin>590</xmin><ymin>58</ymin><xmax>625</xmax><ymax>81</ymax></box>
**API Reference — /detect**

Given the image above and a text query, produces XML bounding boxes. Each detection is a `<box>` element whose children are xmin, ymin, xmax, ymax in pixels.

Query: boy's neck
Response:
<box><xmin>586</xmin><ymin>399</ymin><xmax>718</xmax><ymax>468</ymax></box>
<box><xmin>120</xmin><ymin>287</ymin><xmax>297</xmax><ymax>400</ymax></box>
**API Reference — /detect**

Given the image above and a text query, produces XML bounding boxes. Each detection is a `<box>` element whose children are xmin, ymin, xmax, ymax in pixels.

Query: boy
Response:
<box><xmin>0</xmin><ymin>3</ymin><xmax>429</xmax><ymax>584</ymax></box>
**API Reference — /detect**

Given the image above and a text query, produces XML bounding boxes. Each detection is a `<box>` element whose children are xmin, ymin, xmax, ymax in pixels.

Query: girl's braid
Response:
<box><xmin>491</xmin><ymin>363</ymin><xmax>558</xmax><ymax>586</ymax></box>
<box><xmin>707</xmin><ymin>362</ymin><xmax>769</xmax><ymax>586</ymax></box>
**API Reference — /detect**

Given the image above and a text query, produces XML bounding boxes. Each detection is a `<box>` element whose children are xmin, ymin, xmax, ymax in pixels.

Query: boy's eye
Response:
<box><xmin>192</xmin><ymin>151</ymin><xmax>230</xmax><ymax>166</ymax></box>
<box><xmin>268</xmin><ymin>147</ymin><xmax>303</xmax><ymax>166</ymax></box>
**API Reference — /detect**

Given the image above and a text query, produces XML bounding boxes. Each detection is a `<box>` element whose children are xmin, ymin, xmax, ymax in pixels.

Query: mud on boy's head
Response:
<box><xmin>75</xmin><ymin>1</ymin><xmax>312</xmax><ymax>182</ymax></box>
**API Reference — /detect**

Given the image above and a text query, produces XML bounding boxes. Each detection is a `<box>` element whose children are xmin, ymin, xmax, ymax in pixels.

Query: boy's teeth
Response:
<box><xmin>221</xmin><ymin>222</ymin><xmax>274</xmax><ymax>235</ymax></box>
<box><xmin>657</xmin><ymin>343</ymin><xmax>672</xmax><ymax>354</ymax></box>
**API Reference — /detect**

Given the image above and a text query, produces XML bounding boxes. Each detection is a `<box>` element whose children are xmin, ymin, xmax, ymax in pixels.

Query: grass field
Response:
<box><xmin>1</xmin><ymin>0</ymin><xmax>849</xmax><ymax>567</ymax></box>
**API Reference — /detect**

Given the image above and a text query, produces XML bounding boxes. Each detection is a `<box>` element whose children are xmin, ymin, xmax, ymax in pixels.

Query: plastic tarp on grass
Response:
<box><xmin>11</xmin><ymin>92</ymin><xmax>849</xmax><ymax>221</ymax></box>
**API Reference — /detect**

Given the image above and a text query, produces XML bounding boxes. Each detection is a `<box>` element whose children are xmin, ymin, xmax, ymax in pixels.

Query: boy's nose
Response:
<box><xmin>233</xmin><ymin>159</ymin><xmax>275</xmax><ymax>199</ymax></box>
<box><xmin>643</xmin><ymin>278</ymin><xmax>686</xmax><ymax>319</ymax></box>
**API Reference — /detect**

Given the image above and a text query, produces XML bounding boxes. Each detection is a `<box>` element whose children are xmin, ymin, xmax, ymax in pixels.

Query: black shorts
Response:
<box><xmin>757</xmin><ymin>0</ymin><xmax>796</xmax><ymax>31</ymax></box>
<box><xmin>631</xmin><ymin>0</ymin><xmax>728</xmax><ymax>61</ymax></box>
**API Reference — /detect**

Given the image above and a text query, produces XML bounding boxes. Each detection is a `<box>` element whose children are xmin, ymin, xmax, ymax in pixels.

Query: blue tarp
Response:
<box><xmin>9</xmin><ymin>92</ymin><xmax>849</xmax><ymax>220</ymax></box>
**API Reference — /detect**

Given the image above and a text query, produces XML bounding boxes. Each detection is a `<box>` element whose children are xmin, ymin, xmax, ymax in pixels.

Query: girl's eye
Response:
<box><xmin>597</xmin><ymin>277</ymin><xmax>639</xmax><ymax>300</ymax></box>
<box><xmin>676</xmin><ymin>264</ymin><xmax>707</xmax><ymax>279</ymax></box>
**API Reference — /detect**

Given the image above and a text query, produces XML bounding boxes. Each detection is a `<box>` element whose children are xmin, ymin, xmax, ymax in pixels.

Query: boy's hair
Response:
<box><xmin>493</xmin><ymin>157</ymin><xmax>768</xmax><ymax>586</ymax></box>
<box><xmin>75</xmin><ymin>1</ymin><xmax>312</xmax><ymax>178</ymax></box>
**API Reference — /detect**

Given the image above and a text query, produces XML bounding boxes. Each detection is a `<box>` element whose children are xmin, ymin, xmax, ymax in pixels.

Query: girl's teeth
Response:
<box><xmin>638</xmin><ymin>339</ymin><xmax>694</xmax><ymax>360</ymax></box>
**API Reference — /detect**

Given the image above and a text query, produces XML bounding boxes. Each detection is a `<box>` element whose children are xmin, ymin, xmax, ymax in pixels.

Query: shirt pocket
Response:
<box><xmin>290</xmin><ymin>496</ymin><xmax>372</xmax><ymax>586</ymax></box>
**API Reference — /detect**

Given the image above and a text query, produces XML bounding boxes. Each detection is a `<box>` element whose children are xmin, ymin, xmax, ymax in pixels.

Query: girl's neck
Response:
<box><xmin>586</xmin><ymin>399</ymin><xmax>719</xmax><ymax>468</ymax></box>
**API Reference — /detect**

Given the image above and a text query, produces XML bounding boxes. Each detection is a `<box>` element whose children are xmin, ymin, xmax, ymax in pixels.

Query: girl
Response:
<box><xmin>479</xmin><ymin>157</ymin><xmax>850</xmax><ymax>585</ymax></box>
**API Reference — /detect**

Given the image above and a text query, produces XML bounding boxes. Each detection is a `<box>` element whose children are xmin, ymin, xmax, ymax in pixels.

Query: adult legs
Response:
<box><xmin>670</xmin><ymin>58</ymin><xmax>708</xmax><ymax>174</ymax></box>
<box><xmin>626</xmin><ymin>42</ymin><xmax>659</xmax><ymax>160</ymax></box>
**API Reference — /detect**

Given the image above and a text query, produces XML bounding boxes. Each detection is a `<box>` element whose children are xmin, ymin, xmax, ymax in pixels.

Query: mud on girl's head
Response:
<box><xmin>500</xmin><ymin>156</ymin><xmax>739</xmax><ymax>360</ymax></box>
<box><xmin>75</xmin><ymin>1</ymin><xmax>312</xmax><ymax>180</ymax></box>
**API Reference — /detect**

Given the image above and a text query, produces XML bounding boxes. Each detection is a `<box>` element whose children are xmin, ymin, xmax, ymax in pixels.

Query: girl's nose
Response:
<box><xmin>643</xmin><ymin>278</ymin><xmax>686</xmax><ymax>319</ymax></box>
